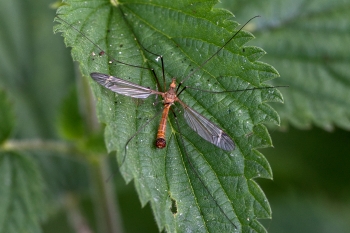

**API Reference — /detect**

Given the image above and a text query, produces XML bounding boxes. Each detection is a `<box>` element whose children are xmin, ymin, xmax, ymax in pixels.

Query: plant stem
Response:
<box><xmin>2</xmin><ymin>139</ymin><xmax>77</xmax><ymax>155</ymax></box>
<box><xmin>64</xmin><ymin>193</ymin><xmax>94</xmax><ymax>233</ymax></box>
<box><xmin>89</xmin><ymin>156</ymin><xmax>124</xmax><ymax>233</ymax></box>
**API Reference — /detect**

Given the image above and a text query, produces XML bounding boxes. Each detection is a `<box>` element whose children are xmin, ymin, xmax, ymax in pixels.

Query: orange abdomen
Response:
<box><xmin>156</xmin><ymin>104</ymin><xmax>171</xmax><ymax>148</ymax></box>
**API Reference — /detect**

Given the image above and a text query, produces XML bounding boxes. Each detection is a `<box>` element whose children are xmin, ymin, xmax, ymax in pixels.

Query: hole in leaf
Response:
<box><xmin>170</xmin><ymin>197</ymin><xmax>177</xmax><ymax>215</ymax></box>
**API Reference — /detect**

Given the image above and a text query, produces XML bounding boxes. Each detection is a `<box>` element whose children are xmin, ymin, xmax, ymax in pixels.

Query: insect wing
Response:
<box><xmin>181</xmin><ymin>101</ymin><xmax>235</xmax><ymax>151</ymax></box>
<box><xmin>90</xmin><ymin>72</ymin><xmax>156</xmax><ymax>99</ymax></box>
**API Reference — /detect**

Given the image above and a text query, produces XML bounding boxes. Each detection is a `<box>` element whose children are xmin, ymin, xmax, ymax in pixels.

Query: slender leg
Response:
<box><xmin>138</xmin><ymin>43</ymin><xmax>166</xmax><ymax>92</ymax></box>
<box><xmin>120</xmin><ymin>110</ymin><xmax>163</xmax><ymax>167</ymax></box>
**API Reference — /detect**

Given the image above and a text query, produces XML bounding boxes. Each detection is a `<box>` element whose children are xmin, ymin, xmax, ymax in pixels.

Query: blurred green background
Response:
<box><xmin>1</xmin><ymin>0</ymin><xmax>350</xmax><ymax>232</ymax></box>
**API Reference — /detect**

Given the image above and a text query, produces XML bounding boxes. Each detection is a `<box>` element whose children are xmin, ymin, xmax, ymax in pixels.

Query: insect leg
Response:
<box><xmin>121</xmin><ymin>109</ymin><xmax>163</xmax><ymax>167</ymax></box>
<box><xmin>138</xmin><ymin>43</ymin><xmax>166</xmax><ymax>92</ymax></box>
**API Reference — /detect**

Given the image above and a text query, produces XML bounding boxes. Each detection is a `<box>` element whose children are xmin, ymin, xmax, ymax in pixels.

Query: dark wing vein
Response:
<box><xmin>90</xmin><ymin>72</ymin><xmax>159</xmax><ymax>99</ymax></box>
<box><xmin>178</xmin><ymin>100</ymin><xmax>235</xmax><ymax>151</ymax></box>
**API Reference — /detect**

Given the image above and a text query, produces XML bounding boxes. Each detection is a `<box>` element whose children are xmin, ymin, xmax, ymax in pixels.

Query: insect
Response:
<box><xmin>90</xmin><ymin>71</ymin><xmax>235</xmax><ymax>150</ymax></box>
<box><xmin>59</xmin><ymin>15</ymin><xmax>258</xmax><ymax>152</ymax></box>
<box><xmin>56</xmin><ymin>11</ymin><xmax>284</xmax><ymax>231</ymax></box>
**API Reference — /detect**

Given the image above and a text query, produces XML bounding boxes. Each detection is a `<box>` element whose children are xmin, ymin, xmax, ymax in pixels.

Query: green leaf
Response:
<box><xmin>57</xmin><ymin>87</ymin><xmax>85</xmax><ymax>140</ymax></box>
<box><xmin>220</xmin><ymin>0</ymin><xmax>350</xmax><ymax>131</ymax></box>
<box><xmin>0</xmin><ymin>152</ymin><xmax>46</xmax><ymax>233</ymax></box>
<box><xmin>0</xmin><ymin>89</ymin><xmax>15</xmax><ymax>144</ymax></box>
<box><xmin>55</xmin><ymin>0</ymin><xmax>283</xmax><ymax>231</ymax></box>
<box><xmin>57</xmin><ymin>86</ymin><xmax>106</xmax><ymax>154</ymax></box>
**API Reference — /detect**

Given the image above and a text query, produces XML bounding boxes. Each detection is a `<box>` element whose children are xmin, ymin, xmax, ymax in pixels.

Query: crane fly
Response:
<box><xmin>82</xmin><ymin>16</ymin><xmax>262</xmax><ymax>153</ymax></box>
<box><xmin>90</xmin><ymin>73</ymin><xmax>235</xmax><ymax>151</ymax></box>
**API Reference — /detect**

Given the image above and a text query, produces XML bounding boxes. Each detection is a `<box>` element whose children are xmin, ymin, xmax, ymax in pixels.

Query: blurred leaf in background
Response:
<box><xmin>218</xmin><ymin>0</ymin><xmax>350</xmax><ymax>232</ymax></box>
<box><xmin>219</xmin><ymin>0</ymin><xmax>350</xmax><ymax>130</ymax></box>
<box><xmin>0</xmin><ymin>0</ymin><xmax>128</xmax><ymax>232</ymax></box>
